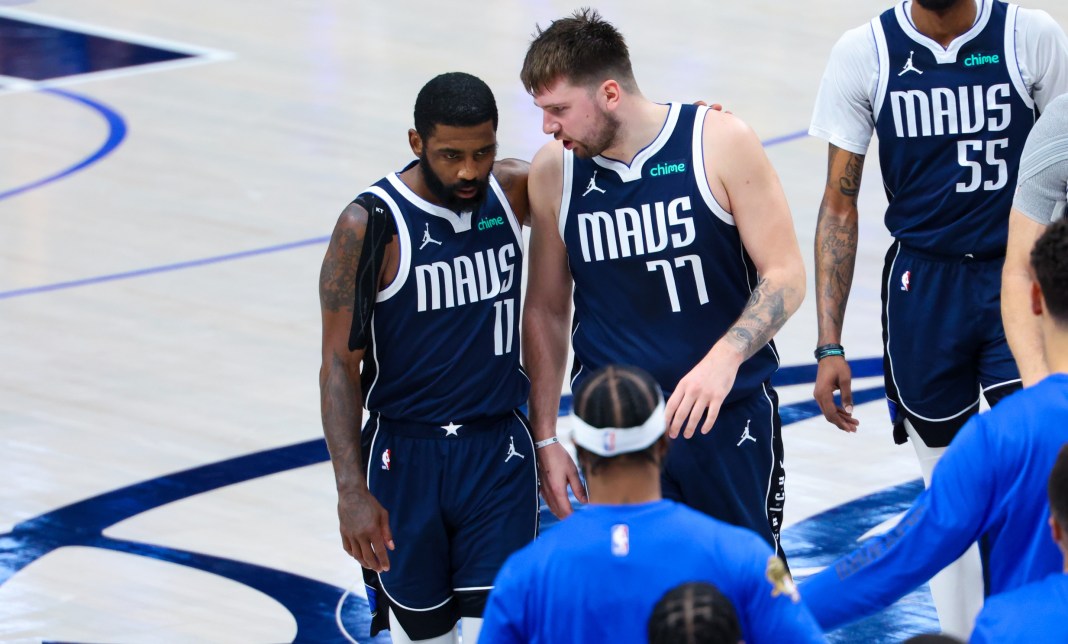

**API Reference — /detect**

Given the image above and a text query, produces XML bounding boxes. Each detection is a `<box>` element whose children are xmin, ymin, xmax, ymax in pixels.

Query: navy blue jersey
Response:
<box><xmin>358</xmin><ymin>164</ymin><xmax>529</xmax><ymax>424</ymax></box>
<box><xmin>800</xmin><ymin>374</ymin><xmax>1068</xmax><ymax>631</ymax></box>
<box><xmin>561</xmin><ymin>103</ymin><xmax>778</xmax><ymax>399</ymax></box>
<box><xmin>481</xmin><ymin>500</ymin><xmax>825</xmax><ymax>644</ymax></box>
<box><xmin>873</xmin><ymin>0</ymin><xmax>1035</xmax><ymax>257</ymax></box>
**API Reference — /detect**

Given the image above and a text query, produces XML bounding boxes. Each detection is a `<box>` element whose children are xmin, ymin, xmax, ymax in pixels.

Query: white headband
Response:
<box><xmin>570</xmin><ymin>394</ymin><xmax>667</xmax><ymax>457</ymax></box>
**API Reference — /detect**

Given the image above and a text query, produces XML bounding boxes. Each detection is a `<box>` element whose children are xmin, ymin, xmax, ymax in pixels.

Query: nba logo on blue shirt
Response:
<box><xmin>611</xmin><ymin>524</ymin><xmax>630</xmax><ymax>557</ymax></box>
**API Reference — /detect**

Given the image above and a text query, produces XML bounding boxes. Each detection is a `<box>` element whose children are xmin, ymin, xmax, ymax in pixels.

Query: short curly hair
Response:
<box><xmin>1031</xmin><ymin>217</ymin><xmax>1068</xmax><ymax>324</ymax></box>
<box><xmin>648</xmin><ymin>581</ymin><xmax>742</xmax><ymax>644</ymax></box>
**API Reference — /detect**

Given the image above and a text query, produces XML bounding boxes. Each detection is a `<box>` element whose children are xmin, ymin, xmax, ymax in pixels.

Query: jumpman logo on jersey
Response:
<box><xmin>737</xmin><ymin>419</ymin><xmax>757</xmax><ymax>446</ymax></box>
<box><xmin>582</xmin><ymin>170</ymin><xmax>607</xmax><ymax>197</ymax></box>
<box><xmin>898</xmin><ymin>51</ymin><xmax>923</xmax><ymax>76</ymax></box>
<box><xmin>504</xmin><ymin>435</ymin><xmax>525</xmax><ymax>462</ymax></box>
<box><xmin>420</xmin><ymin>223</ymin><xmax>443</xmax><ymax>250</ymax></box>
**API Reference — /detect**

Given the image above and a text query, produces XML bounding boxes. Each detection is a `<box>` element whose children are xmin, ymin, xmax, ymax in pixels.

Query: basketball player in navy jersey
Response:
<box><xmin>520</xmin><ymin>10</ymin><xmax>806</xmax><ymax>558</ymax></box>
<box><xmin>801</xmin><ymin>217</ymin><xmax>1068</xmax><ymax>637</ymax></box>
<box><xmin>318</xmin><ymin>72</ymin><xmax>539</xmax><ymax>644</ymax></box>
<box><xmin>810</xmin><ymin>0</ymin><xmax>1068</xmax><ymax>635</ymax></box>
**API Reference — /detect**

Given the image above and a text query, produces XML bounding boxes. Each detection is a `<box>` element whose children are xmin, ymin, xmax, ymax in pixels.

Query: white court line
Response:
<box><xmin>0</xmin><ymin>7</ymin><xmax>234</xmax><ymax>96</ymax></box>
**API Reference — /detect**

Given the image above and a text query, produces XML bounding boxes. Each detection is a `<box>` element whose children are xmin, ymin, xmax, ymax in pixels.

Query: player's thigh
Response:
<box><xmin>446</xmin><ymin>414</ymin><xmax>538</xmax><ymax>615</ymax></box>
<box><xmin>882</xmin><ymin>248</ymin><xmax>982</xmax><ymax>429</ymax></box>
<box><xmin>662</xmin><ymin>389</ymin><xmax>779</xmax><ymax>546</ymax></box>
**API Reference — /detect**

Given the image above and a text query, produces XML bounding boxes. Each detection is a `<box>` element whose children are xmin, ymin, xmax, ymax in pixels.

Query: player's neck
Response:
<box><xmin>400</xmin><ymin>163</ymin><xmax>444</xmax><ymax>209</ymax></box>
<box><xmin>1043</xmin><ymin>323</ymin><xmax>1068</xmax><ymax>376</ymax></box>
<box><xmin>911</xmin><ymin>0</ymin><xmax>977</xmax><ymax>48</ymax></box>
<box><xmin>586</xmin><ymin>466</ymin><xmax>662</xmax><ymax>505</ymax></box>
<box><xmin>600</xmin><ymin>98</ymin><xmax>670</xmax><ymax>165</ymax></box>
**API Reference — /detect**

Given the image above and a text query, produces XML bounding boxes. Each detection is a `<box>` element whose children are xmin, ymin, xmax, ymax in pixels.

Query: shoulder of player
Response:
<box><xmin>700</xmin><ymin>109</ymin><xmax>760</xmax><ymax>159</ymax></box>
<box><xmin>829</xmin><ymin>21</ymin><xmax>878</xmax><ymax>60</ymax></box>
<box><xmin>333</xmin><ymin>200</ymin><xmax>370</xmax><ymax>236</ymax></box>
<box><xmin>530</xmin><ymin>140</ymin><xmax>564</xmax><ymax>176</ymax></box>
<box><xmin>492</xmin><ymin>157</ymin><xmax>530</xmax><ymax>191</ymax></box>
<box><xmin>1015</xmin><ymin>5</ymin><xmax>1065</xmax><ymax>41</ymax></box>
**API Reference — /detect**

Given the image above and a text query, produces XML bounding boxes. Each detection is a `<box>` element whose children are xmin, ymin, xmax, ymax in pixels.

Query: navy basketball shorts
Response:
<box><xmin>661</xmin><ymin>383</ymin><xmax>786</xmax><ymax>560</ymax></box>
<box><xmin>360</xmin><ymin>410</ymin><xmax>538</xmax><ymax>640</ymax></box>
<box><xmin>881</xmin><ymin>242</ymin><xmax>1021</xmax><ymax>448</ymax></box>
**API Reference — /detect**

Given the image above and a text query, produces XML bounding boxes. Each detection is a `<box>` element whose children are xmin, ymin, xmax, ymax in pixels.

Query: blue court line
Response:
<box><xmin>0</xmin><ymin>236</ymin><xmax>330</xmax><ymax>300</ymax></box>
<box><xmin>0</xmin><ymin>128</ymin><xmax>810</xmax><ymax>301</ymax></box>
<box><xmin>0</xmin><ymin>88</ymin><xmax>127</xmax><ymax>202</ymax></box>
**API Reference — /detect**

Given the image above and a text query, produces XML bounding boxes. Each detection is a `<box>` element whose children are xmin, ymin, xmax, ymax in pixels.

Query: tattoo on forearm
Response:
<box><xmin>814</xmin><ymin>148</ymin><xmax>862</xmax><ymax>337</ymax></box>
<box><xmin>320</xmin><ymin>351</ymin><xmax>362</xmax><ymax>474</ymax></box>
<box><xmin>725</xmin><ymin>277</ymin><xmax>792</xmax><ymax>358</ymax></box>
<box><xmin>320</xmin><ymin>225</ymin><xmax>362</xmax><ymax>312</ymax></box>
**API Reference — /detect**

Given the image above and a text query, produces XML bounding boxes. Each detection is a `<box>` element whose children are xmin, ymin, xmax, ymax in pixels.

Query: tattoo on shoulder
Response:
<box><xmin>319</xmin><ymin>218</ymin><xmax>364</xmax><ymax>312</ymax></box>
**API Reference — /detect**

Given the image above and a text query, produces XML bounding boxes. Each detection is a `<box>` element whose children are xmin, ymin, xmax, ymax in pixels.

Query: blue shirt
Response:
<box><xmin>874</xmin><ymin>0</ymin><xmax>1035</xmax><ymax>257</ymax></box>
<box><xmin>800</xmin><ymin>374</ymin><xmax>1068</xmax><ymax>630</ymax></box>
<box><xmin>481</xmin><ymin>500</ymin><xmax>825</xmax><ymax>643</ymax></box>
<box><xmin>358</xmin><ymin>165</ymin><xmax>529</xmax><ymax>424</ymax></box>
<box><xmin>970</xmin><ymin>572</ymin><xmax>1068</xmax><ymax>643</ymax></box>
<box><xmin>560</xmin><ymin>102</ymin><xmax>778</xmax><ymax>399</ymax></box>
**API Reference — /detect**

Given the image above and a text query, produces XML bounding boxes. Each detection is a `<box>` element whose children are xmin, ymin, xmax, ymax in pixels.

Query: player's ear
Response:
<box><xmin>1032</xmin><ymin>280</ymin><xmax>1044</xmax><ymax>317</ymax></box>
<box><xmin>601</xmin><ymin>79</ymin><xmax>621</xmax><ymax>110</ymax></box>
<box><xmin>408</xmin><ymin>129</ymin><xmax>423</xmax><ymax>157</ymax></box>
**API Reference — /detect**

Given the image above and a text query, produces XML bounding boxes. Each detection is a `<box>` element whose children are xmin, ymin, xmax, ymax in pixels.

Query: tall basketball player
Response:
<box><xmin>520</xmin><ymin>9</ymin><xmax>806</xmax><ymax>558</ymax></box>
<box><xmin>809</xmin><ymin>0</ymin><xmax>1068</xmax><ymax>636</ymax></box>
<box><xmin>318</xmin><ymin>72</ymin><xmax>540</xmax><ymax>644</ymax></box>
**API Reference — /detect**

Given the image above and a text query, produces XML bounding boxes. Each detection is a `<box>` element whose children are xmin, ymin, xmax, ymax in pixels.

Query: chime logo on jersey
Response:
<box><xmin>381</xmin><ymin>449</ymin><xmax>391</xmax><ymax>471</ymax></box>
<box><xmin>901</xmin><ymin>270</ymin><xmax>911</xmax><ymax>292</ymax></box>
<box><xmin>611</xmin><ymin>524</ymin><xmax>630</xmax><ymax>557</ymax></box>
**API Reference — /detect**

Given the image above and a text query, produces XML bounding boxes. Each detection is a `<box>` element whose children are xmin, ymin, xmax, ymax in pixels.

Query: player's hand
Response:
<box><xmin>536</xmin><ymin>441</ymin><xmax>586</xmax><ymax>519</ymax></box>
<box><xmin>665</xmin><ymin>351</ymin><xmax>740</xmax><ymax>439</ymax></box>
<box><xmin>337</xmin><ymin>486</ymin><xmax>395</xmax><ymax>572</ymax></box>
<box><xmin>692</xmin><ymin>101</ymin><xmax>731</xmax><ymax>114</ymax></box>
<box><xmin>813</xmin><ymin>355</ymin><xmax>859</xmax><ymax>432</ymax></box>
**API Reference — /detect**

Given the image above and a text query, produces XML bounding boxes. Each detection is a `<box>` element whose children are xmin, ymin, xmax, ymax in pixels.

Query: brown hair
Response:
<box><xmin>520</xmin><ymin>7</ymin><xmax>637</xmax><ymax>95</ymax></box>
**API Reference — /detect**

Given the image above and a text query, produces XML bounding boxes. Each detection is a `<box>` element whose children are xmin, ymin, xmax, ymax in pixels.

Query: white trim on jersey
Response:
<box><xmin>386</xmin><ymin>173</ymin><xmax>473</xmax><ymax>233</ymax></box>
<box><xmin>884</xmin><ymin>244</ymin><xmax>982</xmax><ymax>422</ymax></box>
<box><xmin>488</xmin><ymin>175</ymin><xmax>524</xmax><ymax>247</ymax></box>
<box><xmin>592</xmin><ymin>103</ymin><xmax>681</xmax><ymax>183</ymax></box>
<box><xmin>871</xmin><ymin>18</ymin><xmax>891</xmax><ymax>123</ymax></box>
<box><xmin>559</xmin><ymin>146</ymin><xmax>575</xmax><ymax>241</ymax></box>
<box><xmin>365</xmin><ymin>187</ymin><xmax>412</xmax><ymax>303</ymax></box>
<box><xmin>1003</xmin><ymin>4</ymin><xmax>1036</xmax><ymax>110</ymax></box>
<box><xmin>378</xmin><ymin>585</ymin><xmax>454</xmax><ymax>613</ymax></box>
<box><xmin>691</xmin><ymin>105</ymin><xmax>735</xmax><ymax>227</ymax></box>
<box><xmin>569</xmin><ymin>322</ymin><xmax>584</xmax><ymax>390</ymax></box>
<box><xmin>982</xmin><ymin>378</ymin><xmax>1022</xmax><ymax>394</ymax></box>
<box><xmin>895</xmin><ymin>0</ymin><xmax>992</xmax><ymax>64</ymax></box>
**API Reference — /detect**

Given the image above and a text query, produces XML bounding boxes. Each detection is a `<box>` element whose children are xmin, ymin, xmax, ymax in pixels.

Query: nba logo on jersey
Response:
<box><xmin>611</xmin><ymin>524</ymin><xmax>630</xmax><ymax>557</ymax></box>
<box><xmin>381</xmin><ymin>449</ymin><xmax>391</xmax><ymax>471</ymax></box>
<box><xmin>901</xmin><ymin>271</ymin><xmax>911</xmax><ymax>292</ymax></box>
<box><xmin>603</xmin><ymin>430</ymin><xmax>616</xmax><ymax>454</ymax></box>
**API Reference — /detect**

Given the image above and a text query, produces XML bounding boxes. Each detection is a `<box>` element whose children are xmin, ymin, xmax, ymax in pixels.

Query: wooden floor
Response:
<box><xmin>2</xmin><ymin>1</ymin><xmax>1067</xmax><ymax>642</ymax></box>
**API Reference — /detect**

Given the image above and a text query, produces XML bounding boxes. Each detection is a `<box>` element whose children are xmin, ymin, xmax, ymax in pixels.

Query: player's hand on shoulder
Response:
<box><xmin>535</xmin><ymin>441</ymin><xmax>586</xmax><ymax>518</ymax></box>
<box><xmin>813</xmin><ymin>356</ymin><xmax>859</xmax><ymax>432</ymax></box>
<box><xmin>494</xmin><ymin>158</ymin><xmax>531</xmax><ymax>226</ymax></box>
<box><xmin>337</xmin><ymin>486</ymin><xmax>395</xmax><ymax>572</ymax></box>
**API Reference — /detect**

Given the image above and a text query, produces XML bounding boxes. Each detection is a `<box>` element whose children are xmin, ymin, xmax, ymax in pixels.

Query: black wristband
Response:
<box><xmin>814</xmin><ymin>343</ymin><xmax>845</xmax><ymax>361</ymax></box>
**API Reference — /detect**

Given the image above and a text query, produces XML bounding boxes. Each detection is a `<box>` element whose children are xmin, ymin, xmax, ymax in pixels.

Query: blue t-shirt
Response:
<box><xmin>970</xmin><ymin>573</ymin><xmax>1068</xmax><ymax>643</ymax></box>
<box><xmin>801</xmin><ymin>374</ymin><xmax>1068</xmax><ymax>630</ymax></box>
<box><xmin>481</xmin><ymin>500</ymin><xmax>825</xmax><ymax>643</ymax></box>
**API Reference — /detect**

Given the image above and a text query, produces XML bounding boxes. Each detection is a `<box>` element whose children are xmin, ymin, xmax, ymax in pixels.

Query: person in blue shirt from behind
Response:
<box><xmin>971</xmin><ymin>443</ymin><xmax>1068</xmax><ymax>643</ymax></box>
<box><xmin>801</xmin><ymin>217</ymin><xmax>1068</xmax><ymax>636</ymax></box>
<box><xmin>480</xmin><ymin>365</ymin><xmax>824</xmax><ymax>643</ymax></box>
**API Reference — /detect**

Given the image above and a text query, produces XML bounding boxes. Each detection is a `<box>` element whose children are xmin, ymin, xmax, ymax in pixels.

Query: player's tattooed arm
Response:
<box><xmin>814</xmin><ymin>144</ymin><xmax>864</xmax><ymax>344</ymax></box>
<box><xmin>723</xmin><ymin>277</ymin><xmax>794</xmax><ymax>358</ymax></box>
<box><xmin>812</xmin><ymin>144</ymin><xmax>865</xmax><ymax>432</ymax></box>
<box><xmin>494</xmin><ymin>158</ymin><xmax>532</xmax><ymax>226</ymax></box>
<box><xmin>319</xmin><ymin>203</ymin><xmax>394</xmax><ymax>571</ymax></box>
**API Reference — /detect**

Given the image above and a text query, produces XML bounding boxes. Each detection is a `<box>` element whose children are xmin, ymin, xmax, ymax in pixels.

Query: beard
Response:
<box><xmin>418</xmin><ymin>153</ymin><xmax>489</xmax><ymax>212</ymax></box>
<box><xmin>915</xmin><ymin>0</ymin><xmax>964</xmax><ymax>11</ymax></box>
<box><xmin>572</xmin><ymin>108</ymin><xmax>622</xmax><ymax>159</ymax></box>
